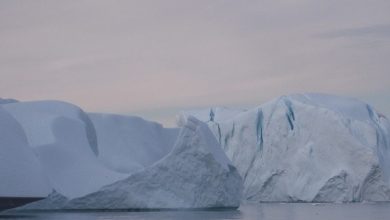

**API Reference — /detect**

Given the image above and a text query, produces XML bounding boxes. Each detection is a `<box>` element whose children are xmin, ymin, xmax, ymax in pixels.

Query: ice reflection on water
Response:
<box><xmin>2</xmin><ymin>203</ymin><xmax>390</xmax><ymax>220</ymax></box>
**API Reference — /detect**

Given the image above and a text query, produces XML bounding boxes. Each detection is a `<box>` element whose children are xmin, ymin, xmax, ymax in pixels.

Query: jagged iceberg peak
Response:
<box><xmin>69</xmin><ymin>116</ymin><xmax>242</xmax><ymax>209</ymax></box>
<box><xmin>189</xmin><ymin>93</ymin><xmax>390</xmax><ymax>202</ymax></box>
<box><xmin>19</xmin><ymin>115</ymin><xmax>242</xmax><ymax>210</ymax></box>
<box><xmin>176</xmin><ymin>115</ymin><xmax>233</xmax><ymax>171</ymax></box>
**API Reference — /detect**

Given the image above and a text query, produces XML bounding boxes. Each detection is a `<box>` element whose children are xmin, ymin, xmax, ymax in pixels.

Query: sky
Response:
<box><xmin>1</xmin><ymin>0</ymin><xmax>389</xmax><ymax>126</ymax></box>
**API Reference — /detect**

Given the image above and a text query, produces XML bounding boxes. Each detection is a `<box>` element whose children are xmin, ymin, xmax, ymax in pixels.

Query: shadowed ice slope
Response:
<box><xmin>88</xmin><ymin>113</ymin><xmax>179</xmax><ymax>174</ymax></box>
<box><xmin>0</xmin><ymin>106</ymin><xmax>50</xmax><ymax>197</ymax></box>
<box><xmin>2</xmin><ymin>101</ymin><xmax>126</xmax><ymax>199</ymax></box>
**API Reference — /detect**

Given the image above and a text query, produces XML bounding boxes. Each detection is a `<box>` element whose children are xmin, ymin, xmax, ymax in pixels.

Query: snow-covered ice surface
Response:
<box><xmin>190</xmin><ymin>93</ymin><xmax>390</xmax><ymax>202</ymax></box>
<box><xmin>0</xmin><ymin>106</ymin><xmax>50</xmax><ymax>197</ymax></box>
<box><xmin>2</xmin><ymin>101</ymin><xmax>126</xmax><ymax>199</ymax></box>
<box><xmin>19</xmin><ymin>116</ymin><xmax>242</xmax><ymax>210</ymax></box>
<box><xmin>88</xmin><ymin>113</ymin><xmax>179</xmax><ymax>174</ymax></box>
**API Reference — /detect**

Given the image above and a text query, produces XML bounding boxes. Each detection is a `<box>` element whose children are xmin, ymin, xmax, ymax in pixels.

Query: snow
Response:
<box><xmin>19</xmin><ymin>116</ymin><xmax>242</xmax><ymax>210</ymax></box>
<box><xmin>2</xmin><ymin>101</ymin><xmax>126</xmax><ymax>199</ymax></box>
<box><xmin>0</xmin><ymin>106</ymin><xmax>51</xmax><ymax>197</ymax></box>
<box><xmin>290</xmin><ymin>93</ymin><xmax>375</xmax><ymax>122</ymax></box>
<box><xmin>190</xmin><ymin>93</ymin><xmax>390</xmax><ymax>202</ymax></box>
<box><xmin>88</xmin><ymin>113</ymin><xmax>179</xmax><ymax>174</ymax></box>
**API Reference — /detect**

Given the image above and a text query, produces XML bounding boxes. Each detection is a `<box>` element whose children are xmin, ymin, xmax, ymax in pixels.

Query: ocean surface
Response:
<box><xmin>2</xmin><ymin>203</ymin><xmax>390</xmax><ymax>220</ymax></box>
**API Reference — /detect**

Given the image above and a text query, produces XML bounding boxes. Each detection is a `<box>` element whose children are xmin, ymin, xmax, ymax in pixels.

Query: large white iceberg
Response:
<box><xmin>0</xmin><ymin>106</ymin><xmax>50</xmax><ymax>197</ymax></box>
<box><xmin>88</xmin><ymin>113</ymin><xmax>179</xmax><ymax>174</ymax></box>
<box><xmin>191</xmin><ymin>93</ymin><xmax>390</xmax><ymax>202</ymax></box>
<box><xmin>2</xmin><ymin>101</ymin><xmax>126</xmax><ymax>199</ymax></box>
<box><xmin>6</xmin><ymin>92</ymin><xmax>388</xmax><ymax>206</ymax></box>
<box><xmin>19</xmin><ymin>116</ymin><xmax>242</xmax><ymax>210</ymax></box>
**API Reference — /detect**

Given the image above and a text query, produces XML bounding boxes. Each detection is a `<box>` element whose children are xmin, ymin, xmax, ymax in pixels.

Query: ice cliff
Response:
<box><xmin>190</xmin><ymin>93</ymin><xmax>390</xmax><ymax>202</ymax></box>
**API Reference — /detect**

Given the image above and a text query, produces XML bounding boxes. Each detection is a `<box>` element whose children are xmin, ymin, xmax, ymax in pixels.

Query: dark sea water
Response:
<box><xmin>2</xmin><ymin>203</ymin><xmax>390</xmax><ymax>220</ymax></box>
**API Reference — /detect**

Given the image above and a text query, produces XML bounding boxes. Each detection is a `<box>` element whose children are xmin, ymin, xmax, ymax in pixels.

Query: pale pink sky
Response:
<box><xmin>1</xmin><ymin>0</ymin><xmax>390</xmax><ymax>126</ymax></box>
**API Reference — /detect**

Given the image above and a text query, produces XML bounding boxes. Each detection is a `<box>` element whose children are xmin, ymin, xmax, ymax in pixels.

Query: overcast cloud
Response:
<box><xmin>1</xmin><ymin>0</ymin><xmax>389</xmax><ymax>126</ymax></box>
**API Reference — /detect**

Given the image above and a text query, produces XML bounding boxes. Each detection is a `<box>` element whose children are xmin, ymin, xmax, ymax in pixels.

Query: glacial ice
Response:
<box><xmin>88</xmin><ymin>113</ymin><xmax>179</xmax><ymax>174</ymax></box>
<box><xmin>2</xmin><ymin>101</ymin><xmax>126</xmax><ymax>199</ymax></box>
<box><xmin>192</xmin><ymin>93</ymin><xmax>390</xmax><ymax>202</ymax></box>
<box><xmin>3</xmin><ymin>92</ymin><xmax>390</xmax><ymax>207</ymax></box>
<box><xmin>0</xmin><ymin>106</ymin><xmax>51</xmax><ymax>197</ymax></box>
<box><xmin>19</xmin><ymin>116</ymin><xmax>243</xmax><ymax>210</ymax></box>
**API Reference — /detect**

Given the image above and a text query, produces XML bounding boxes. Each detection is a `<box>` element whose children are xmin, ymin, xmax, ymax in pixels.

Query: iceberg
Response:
<box><xmin>6</xmin><ymin>92</ymin><xmax>388</xmax><ymax>207</ymax></box>
<box><xmin>88</xmin><ymin>113</ymin><xmax>179</xmax><ymax>174</ymax></box>
<box><xmin>0</xmin><ymin>106</ymin><xmax>50</xmax><ymax>197</ymax></box>
<box><xmin>2</xmin><ymin>101</ymin><xmax>126</xmax><ymax>199</ymax></box>
<box><xmin>190</xmin><ymin>93</ymin><xmax>390</xmax><ymax>202</ymax></box>
<box><xmin>19</xmin><ymin>116</ymin><xmax>242</xmax><ymax>210</ymax></box>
